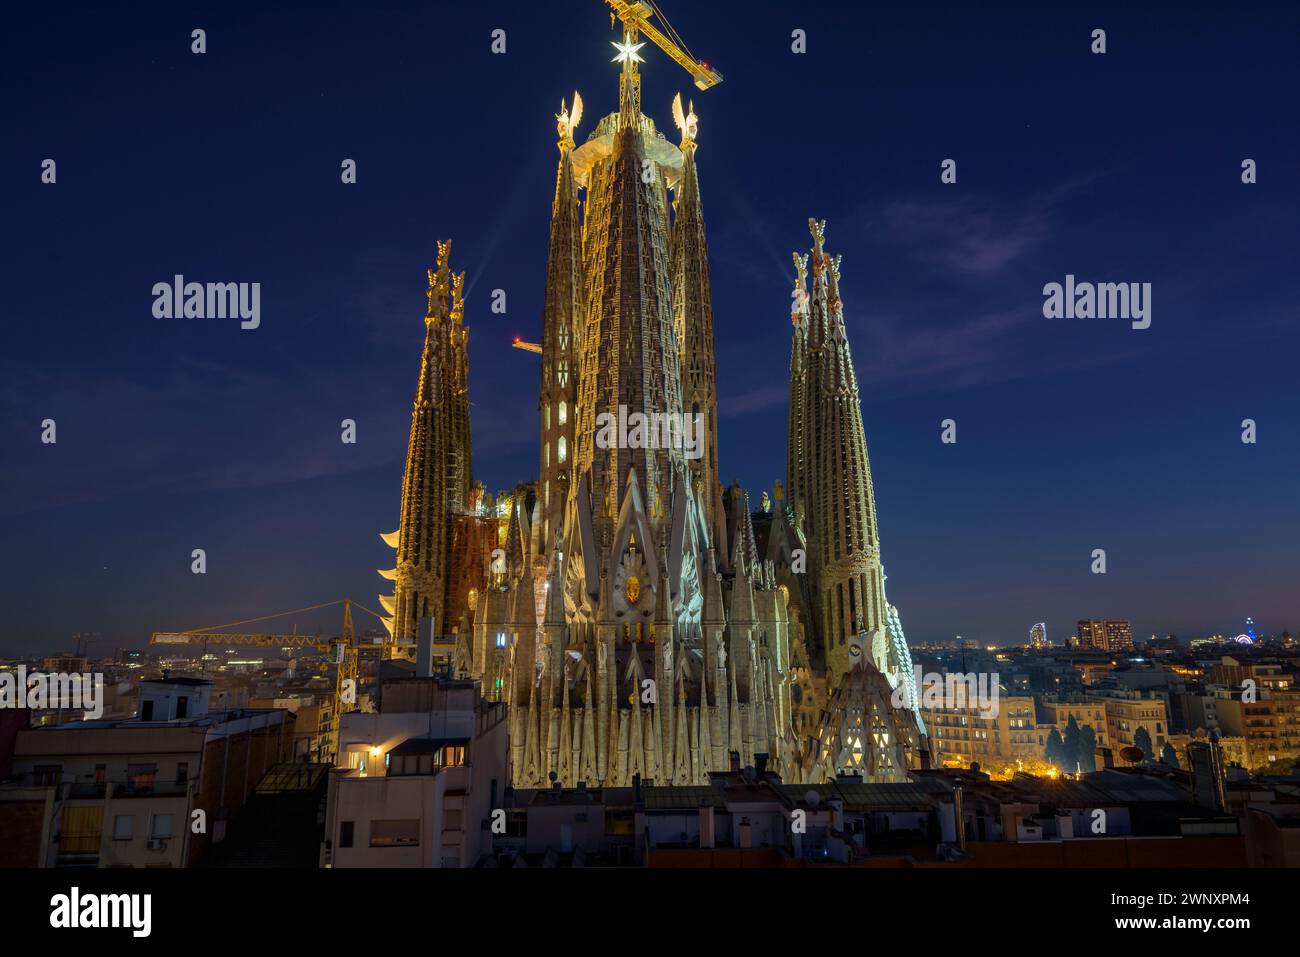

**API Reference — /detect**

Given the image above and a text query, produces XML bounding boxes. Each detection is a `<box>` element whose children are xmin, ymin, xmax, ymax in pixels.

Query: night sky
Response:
<box><xmin>3</xmin><ymin>1</ymin><xmax>1298</xmax><ymax>655</ymax></box>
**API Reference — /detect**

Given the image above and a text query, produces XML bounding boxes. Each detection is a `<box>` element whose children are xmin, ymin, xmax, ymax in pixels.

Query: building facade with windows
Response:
<box><xmin>323</xmin><ymin>673</ymin><xmax>507</xmax><ymax>867</ymax></box>
<box><xmin>1077</xmin><ymin>619</ymin><xmax>1134</xmax><ymax>653</ymax></box>
<box><xmin>0</xmin><ymin>679</ymin><xmax>295</xmax><ymax>867</ymax></box>
<box><xmin>921</xmin><ymin>695</ymin><xmax>1043</xmax><ymax>769</ymax></box>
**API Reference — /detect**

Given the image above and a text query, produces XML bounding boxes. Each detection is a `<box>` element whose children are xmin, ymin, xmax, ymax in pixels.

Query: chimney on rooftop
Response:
<box><xmin>729</xmin><ymin>750</ymin><xmax>740</xmax><ymax>773</ymax></box>
<box><xmin>699</xmin><ymin>801</ymin><xmax>715</xmax><ymax>849</ymax></box>
<box><xmin>416</xmin><ymin>617</ymin><xmax>435</xmax><ymax>678</ymax></box>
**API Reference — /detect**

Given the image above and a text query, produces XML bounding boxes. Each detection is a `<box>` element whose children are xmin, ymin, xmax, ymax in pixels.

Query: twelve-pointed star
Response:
<box><xmin>611</xmin><ymin>34</ymin><xmax>646</xmax><ymax>64</ymax></box>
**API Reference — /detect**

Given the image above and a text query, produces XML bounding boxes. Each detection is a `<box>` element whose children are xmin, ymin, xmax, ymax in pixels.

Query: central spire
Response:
<box><xmin>613</xmin><ymin>31</ymin><xmax>644</xmax><ymax>125</ymax></box>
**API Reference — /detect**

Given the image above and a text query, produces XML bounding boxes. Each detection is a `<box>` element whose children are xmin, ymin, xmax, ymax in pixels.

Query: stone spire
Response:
<box><xmin>539</xmin><ymin>99</ymin><xmax>585</xmax><ymax>546</ymax></box>
<box><xmin>786</xmin><ymin>252</ymin><xmax>811</xmax><ymax>531</ymax></box>
<box><xmin>381</xmin><ymin>241</ymin><xmax>472</xmax><ymax>644</ymax></box>
<box><xmin>793</xmin><ymin>220</ymin><xmax>887</xmax><ymax>684</ymax></box>
<box><xmin>571</xmin><ymin>102</ymin><xmax>684</xmax><ymax>552</ymax></box>
<box><xmin>670</xmin><ymin>98</ymin><xmax>727</xmax><ymax>563</ymax></box>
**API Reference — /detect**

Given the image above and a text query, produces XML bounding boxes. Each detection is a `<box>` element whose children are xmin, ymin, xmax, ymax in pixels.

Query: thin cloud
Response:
<box><xmin>871</xmin><ymin>197</ymin><xmax>1049</xmax><ymax>276</ymax></box>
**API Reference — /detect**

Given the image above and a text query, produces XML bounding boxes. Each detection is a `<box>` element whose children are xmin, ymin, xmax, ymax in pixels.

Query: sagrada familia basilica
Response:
<box><xmin>375</xmin><ymin>20</ymin><xmax>930</xmax><ymax>789</ymax></box>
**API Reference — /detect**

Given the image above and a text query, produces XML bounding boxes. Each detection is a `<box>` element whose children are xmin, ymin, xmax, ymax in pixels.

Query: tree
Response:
<box><xmin>1078</xmin><ymin>724</ymin><xmax>1098</xmax><ymax>772</ymax></box>
<box><xmin>1062</xmin><ymin>716</ymin><xmax>1082</xmax><ymax>772</ymax></box>
<box><xmin>1160</xmin><ymin>742</ymin><xmax>1180</xmax><ymax>768</ymax></box>
<box><xmin>1133</xmin><ymin>726</ymin><xmax>1154</xmax><ymax>762</ymax></box>
<box><xmin>1045</xmin><ymin>728</ymin><xmax>1065</xmax><ymax>769</ymax></box>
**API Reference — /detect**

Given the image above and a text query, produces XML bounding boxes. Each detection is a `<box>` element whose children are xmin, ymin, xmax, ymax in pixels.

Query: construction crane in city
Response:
<box><xmin>511</xmin><ymin>336</ymin><xmax>542</xmax><ymax>355</ymax></box>
<box><xmin>149</xmin><ymin>599</ymin><xmax>392</xmax><ymax>761</ymax></box>
<box><xmin>604</xmin><ymin>1</ymin><xmax>723</xmax><ymax>90</ymax></box>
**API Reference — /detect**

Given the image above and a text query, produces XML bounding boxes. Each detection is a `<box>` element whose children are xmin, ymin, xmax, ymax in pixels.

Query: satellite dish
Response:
<box><xmin>1120</xmin><ymin>746</ymin><xmax>1145</xmax><ymax>764</ymax></box>
<box><xmin>804</xmin><ymin>789</ymin><xmax>820</xmax><ymax>808</ymax></box>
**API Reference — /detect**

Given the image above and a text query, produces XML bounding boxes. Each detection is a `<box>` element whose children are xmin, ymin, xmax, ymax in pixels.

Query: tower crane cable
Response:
<box><xmin>173</xmin><ymin>597</ymin><xmax>390</xmax><ymax>636</ymax></box>
<box><xmin>178</xmin><ymin>599</ymin><xmax>345</xmax><ymax>635</ymax></box>
<box><xmin>648</xmin><ymin>0</ymin><xmax>694</xmax><ymax>62</ymax></box>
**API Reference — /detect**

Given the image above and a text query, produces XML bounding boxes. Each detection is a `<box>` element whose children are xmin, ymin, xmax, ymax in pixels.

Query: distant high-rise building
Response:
<box><xmin>1029</xmin><ymin>622</ymin><xmax>1047</xmax><ymax>649</ymax></box>
<box><xmin>1077</xmin><ymin>619</ymin><xmax>1133</xmax><ymax>652</ymax></box>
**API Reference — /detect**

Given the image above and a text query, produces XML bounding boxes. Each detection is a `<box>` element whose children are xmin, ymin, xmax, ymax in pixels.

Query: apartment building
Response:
<box><xmin>1077</xmin><ymin>619</ymin><xmax>1134</xmax><ymax>653</ymax></box>
<box><xmin>0</xmin><ymin>678</ymin><xmax>296</xmax><ymax>867</ymax></box>
<box><xmin>1214</xmin><ymin>688</ymin><xmax>1300</xmax><ymax>770</ymax></box>
<box><xmin>1087</xmin><ymin>690</ymin><xmax>1170</xmax><ymax>755</ymax></box>
<box><xmin>322</xmin><ymin>670</ymin><xmax>507</xmax><ymax>868</ymax></box>
<box><xmin>1038</xmin><ymin>697</ymin><xmax>1109</xmax><ymax>750</ymax></box>
<box><xmin>921</xmin><ymin>695</ymin><xmax>1044</xmax><ymax>769</ymax></box>
<box><xmin>249</xmin><ymin>692</ymin><xmax>333</xmax><ymax>762</ymax></box>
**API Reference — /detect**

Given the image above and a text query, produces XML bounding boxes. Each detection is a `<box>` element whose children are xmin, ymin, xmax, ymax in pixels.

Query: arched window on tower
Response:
<box><xmin>558</xmin><ymin>436</ymin><xmax>567</xmax><ymax>464</ymax></box>
<box><xmin>559</xmin><ymin>400</ymin><xmax>567</xmax><ymax>425</ymax></box>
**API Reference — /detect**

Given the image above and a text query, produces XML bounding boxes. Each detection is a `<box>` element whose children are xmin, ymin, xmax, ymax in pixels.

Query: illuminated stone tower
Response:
<box><xmin>786</xmin><ymin>220</ymin><xmax>922</xmax><ymax>736</ymax></box>
<box><xmin>566</xmin><ymin>36</ymin><xmax>695</xmax><ymax>552</ymax></box>
<box><xmin>378</xmin><ymin>242</ymin><xmax>472</xmax><ymax>644</ymax></box>
<box><xmin>394</xmin><ymin>14</ymin><xmax>929</xmax><ymax>787</ymax></box>
<box><xmin>785</xmin><ymin>252</ymin><xmax>811</xmax><ymax>532</ymax></box>
<box><xmin>670</xmin><ymin>95</ymin><xmax>727</xmax><ymax>563</ymax></box>
<box><xmin>807</xmin><ymin>219</ymin><xmax>886</xmax><ymax>679</ymax></box>
<box><xmin>476</xmin><ymin>30</ymin><xmax>793</xmax><ymax>789</ymax></box>
<box><xmin>537</xmin><ymin>97</ymin><xmax>586</xmax><ymax>548</ymax></box>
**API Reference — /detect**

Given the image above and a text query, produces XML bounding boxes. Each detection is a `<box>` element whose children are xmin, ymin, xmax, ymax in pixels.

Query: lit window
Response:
<box><xmin>558</xmin><ymin>437</ymin><xmax>567</xmax><ymax>463</ymax></box>
<box><xmin>496</xmin><ymin>632</ymin><xmax>507</xmax><ymax>649</ymax></box>
<box><xmin>369</xmin><ymin>819</ymin><xmax>420</xmax><ymax>848</ymax></box>
<box><xmin>559</xmin><ymin>401</ymin><xmax>567</xmax><ymax>425</ymax></box>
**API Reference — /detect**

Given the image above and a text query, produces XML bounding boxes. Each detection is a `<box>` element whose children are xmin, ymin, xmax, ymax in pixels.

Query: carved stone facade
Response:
<box><xmin>377</xmin><ymin>242</ymin><xmax>473</xmax><ymax>644</ymax></box>
<box><xmin>380</xmin><ymin>57</ymin><xmax>928</xmax><ymax>789</ymax></box>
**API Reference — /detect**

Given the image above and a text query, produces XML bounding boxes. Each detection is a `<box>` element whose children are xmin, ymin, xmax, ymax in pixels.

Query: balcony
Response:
<box><xmin>112</xmin><ymin>781</ymin><xmax>190</xmax><ymax>798</ymax></box>
<box><xmin>65</xmin><ymin>783</ymin><xmax>107</xmax><ymax>799</ymax></box>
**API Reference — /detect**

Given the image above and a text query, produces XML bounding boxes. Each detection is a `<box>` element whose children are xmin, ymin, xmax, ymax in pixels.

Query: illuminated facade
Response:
<box><xmin>377</xmin><ymin>242</ymin><xmax>475</xmax><ymax>645</ymax></box>
<box><xmin>1077</xmin><ymin>618</ymin><xmax>1134</xmax><ymax>652</ymax></box>
<box><xmin>379</xmin><ymin>26</ymin><xmax>926</xmax><ymax>788</ymax></box>
<box><xmin>922</xmin><ymin>694</ymin><xmax>1042</xmax><ymax>769</ymax></box>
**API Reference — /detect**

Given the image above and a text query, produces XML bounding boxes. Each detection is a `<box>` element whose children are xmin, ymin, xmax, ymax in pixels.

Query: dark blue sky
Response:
<box><xmin>3</xmin><ymin>1</ymin><xmax>1298</xmax><ymax>655</ymax></box>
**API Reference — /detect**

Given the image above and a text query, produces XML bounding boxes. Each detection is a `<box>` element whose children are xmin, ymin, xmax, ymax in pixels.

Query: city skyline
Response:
<box><xmin>4</xmin><ymin>1</ymin><xmax>1299</xmax><ymax>655</ymax></box>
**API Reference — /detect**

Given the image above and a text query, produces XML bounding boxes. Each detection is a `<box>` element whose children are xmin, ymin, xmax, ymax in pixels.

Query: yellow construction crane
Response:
<box><xmin>605</xmin><ymin>1</ymin><xmax>723</xmax><ymax>90</ymax></box>
<box><xmin>150</xmin><ymin>599</ymin><xmax>392</xmax><ymax>762</ymax></box>
<box><xmin>511</xmin><ymin>336</ymin><xmax>542</xmax><ymax>354</ymax></box>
